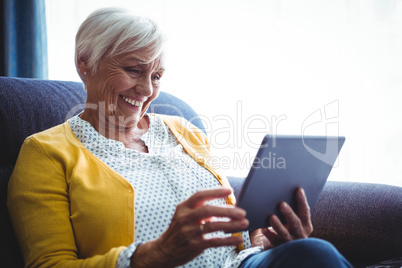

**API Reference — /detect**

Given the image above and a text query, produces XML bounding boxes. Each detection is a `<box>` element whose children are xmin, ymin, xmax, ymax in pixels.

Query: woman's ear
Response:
<box><xmin>77</xmin><ymin>58</ymin><xmax>88</xmax><ymax>76</ymax></box>
<box><xmin>76</xmin><ymin>57</ymin><xmax>89</xmax><ymax>83</ymax></box>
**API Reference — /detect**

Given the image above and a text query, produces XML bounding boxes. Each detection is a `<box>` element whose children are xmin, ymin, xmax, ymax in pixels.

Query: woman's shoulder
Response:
<box><xmin>23</xmin><ymin>121</ymin><xmax>81</xmax><ymax>152</ymax></box>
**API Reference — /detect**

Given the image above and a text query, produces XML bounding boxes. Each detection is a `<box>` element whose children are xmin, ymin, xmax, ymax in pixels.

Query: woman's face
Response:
<box><xmin>84</xmin><ymin>52</ymin><xmax>164</xmax><ymax>129</ymax></box>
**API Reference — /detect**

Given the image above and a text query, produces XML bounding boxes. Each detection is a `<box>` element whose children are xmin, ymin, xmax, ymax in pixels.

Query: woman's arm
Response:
<box><xmin>7</xmin><ymin>137</ymin><xmax>124</xmax><ymax>268</ymax></box>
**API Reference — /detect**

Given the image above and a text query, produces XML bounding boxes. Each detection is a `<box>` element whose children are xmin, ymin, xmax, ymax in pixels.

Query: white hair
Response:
<box><xmin>75</xmin><ymin>7</ymin><xmax>164</xmax><ymax>75</ymax></box>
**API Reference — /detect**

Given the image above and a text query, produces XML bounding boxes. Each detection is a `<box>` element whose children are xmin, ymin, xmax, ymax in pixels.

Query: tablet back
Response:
<box><xmin>237</xmin><ymin>135</ymin><xmax>345</xmax><ymax>231</ymax></box>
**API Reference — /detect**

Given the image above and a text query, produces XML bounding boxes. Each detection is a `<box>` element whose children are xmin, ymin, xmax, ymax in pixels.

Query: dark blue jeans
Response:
<box><xmin>239</xmin><ymin>238</ymin><xmax>353</xmax><ymax>268</ymax></box>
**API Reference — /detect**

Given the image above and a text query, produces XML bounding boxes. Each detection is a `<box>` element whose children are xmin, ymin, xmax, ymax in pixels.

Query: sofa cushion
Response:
<box><xmin>0</xmin><ymin>77</ymin><xmax>87</xmax><ymax>166</ymax></box>
<box><xmin>311</xmin><ymin>181</ymin><xmax>402</xmax><ymax>264</ymax></box>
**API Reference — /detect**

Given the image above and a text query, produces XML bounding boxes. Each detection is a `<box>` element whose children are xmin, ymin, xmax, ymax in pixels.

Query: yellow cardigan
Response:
<box><xmin>7</xmin><ymin>114</ymin><xmax>237</xmax><ymax>268</ymax></box>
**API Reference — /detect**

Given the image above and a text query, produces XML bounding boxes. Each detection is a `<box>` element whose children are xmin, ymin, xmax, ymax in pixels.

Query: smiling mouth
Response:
<box><xmin>122</xmin><ymin>96</ymin><xmax>143</xmax><ymax>107</ymax></box>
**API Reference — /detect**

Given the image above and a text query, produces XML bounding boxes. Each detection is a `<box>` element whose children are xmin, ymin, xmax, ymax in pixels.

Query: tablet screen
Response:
<box><xmin>236</xmin><ymin>135</ymin><xmax>345</xmax><ymax>232</ymax></box>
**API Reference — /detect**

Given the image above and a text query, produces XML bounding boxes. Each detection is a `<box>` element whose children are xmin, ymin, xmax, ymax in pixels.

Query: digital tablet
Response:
<box><xmin>236</xmin><ymin>134</ymin><xmax>345</xmax><ymax>232</ymax></box>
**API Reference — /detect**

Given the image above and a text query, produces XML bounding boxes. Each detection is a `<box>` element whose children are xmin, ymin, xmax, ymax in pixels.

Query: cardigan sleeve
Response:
<box><xmin>7</xmin><ymin>137</ymin><xmax>125</xmax><ymax>268</ymax></box>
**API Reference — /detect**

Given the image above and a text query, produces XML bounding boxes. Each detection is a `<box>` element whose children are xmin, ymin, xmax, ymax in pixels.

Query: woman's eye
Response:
<box><xmin>125</xmin><ymin>68</ymin><xmax>140</xmax><ymax>74</ymax></box>
<box><xmin>152</xmin><ymin>73</ymin><xmax>162</xmax><ymax>84</ymax></box>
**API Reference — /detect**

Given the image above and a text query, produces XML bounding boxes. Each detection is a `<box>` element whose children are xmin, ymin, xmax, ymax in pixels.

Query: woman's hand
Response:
<box><xmin>250</xmin><ymin>188</ymin><xmax>313</xmax><ymax>250</ymax></box>
<box><xmin>131</xmin><ymin>188</ymin><xmax>249</xmax><ymax>268</ymax></box>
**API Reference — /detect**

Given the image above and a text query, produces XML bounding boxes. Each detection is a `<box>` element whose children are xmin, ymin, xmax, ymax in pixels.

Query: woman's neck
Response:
<box><xmin>79</xmin><ymin>109</ymin><xmax>150</xmax><ymax>152</ymax></box>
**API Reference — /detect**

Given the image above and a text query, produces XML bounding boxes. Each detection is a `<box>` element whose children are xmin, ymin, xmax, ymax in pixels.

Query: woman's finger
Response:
<box><xmin>202</xmin><ymin>235</ymin><xmax>244</xmax><ymax>248</ymax></box>
<box><xmin>296</xmin><ymin>188</ymin><xmax>313</xmax><ymax>234</ymax></box>
<box><xmin>185</xmin><ymin>188</ymin><xmax>232</xmax><ymax>208</ymax></box>
<box><xmin>279</xmin><ymin>202</ymin><xmax>306</xmax><ymax>238</ymax></box>
<box><xmin>261</xmin><ymin>227</ymin><xmax>280</xmax><ymax>249</ymax></box>
<box><xmin>269</xmin><ymin>214</ymin><xmax>292</xmax><ymax>241</ymax></box>
<box><xmin>189</xmin><ymin>205</ymin><xmax>246</xmax><ymax>223</ymax></box>
<box><xmin>201</xmin><ymin>218</ymin><xmax>249</xmax><ymax>234</ymax></box>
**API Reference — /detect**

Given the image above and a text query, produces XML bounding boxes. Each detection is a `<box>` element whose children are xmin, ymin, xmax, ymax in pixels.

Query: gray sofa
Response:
<box><xmin>1</xmin><ymin>76</ymin><xmax>401</xmax><ymax>268</ymax></box>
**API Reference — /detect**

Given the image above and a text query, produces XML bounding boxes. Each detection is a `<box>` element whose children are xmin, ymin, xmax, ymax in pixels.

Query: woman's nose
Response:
<box><xmin>135</xmin><ymin>76</ymin><xmax>153</xmax><ymax>97</ymax></box>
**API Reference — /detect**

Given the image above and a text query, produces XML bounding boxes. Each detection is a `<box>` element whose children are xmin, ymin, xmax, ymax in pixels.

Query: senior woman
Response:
<box><xmin>8</xmin><ymin>7</ymin><xmax>352</xmax><ymax>268</ymax></box>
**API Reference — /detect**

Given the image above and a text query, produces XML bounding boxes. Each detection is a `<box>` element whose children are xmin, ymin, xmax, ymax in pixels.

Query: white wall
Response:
<box><xmin>46</xmin><ymin>0</ymin><xmax>402</xmax><ymax>186</ymax></box>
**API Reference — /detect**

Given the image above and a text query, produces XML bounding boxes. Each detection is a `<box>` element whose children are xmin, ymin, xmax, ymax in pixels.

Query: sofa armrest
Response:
<box><xmin>227</xmin><ymin>177</ymin><xmax>402</xmax><ymax>266</ymax></box>
<box><xmin>311</xmin><ymin>181</ymin><xmax>402</xmax><ymax>264</ymax></box>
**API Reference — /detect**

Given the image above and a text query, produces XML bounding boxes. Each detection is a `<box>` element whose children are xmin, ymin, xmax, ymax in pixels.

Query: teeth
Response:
<box><xmin>123</xmin><ymin>96</ymin><xmax>142</xmax><ymax>107</ymax></box>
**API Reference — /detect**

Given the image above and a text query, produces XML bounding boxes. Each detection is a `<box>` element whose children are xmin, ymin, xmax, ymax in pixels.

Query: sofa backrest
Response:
<box><xmin>0</xmin><ymin>76</ymin><xmax>205</xmax><ymax>267</ymax></box>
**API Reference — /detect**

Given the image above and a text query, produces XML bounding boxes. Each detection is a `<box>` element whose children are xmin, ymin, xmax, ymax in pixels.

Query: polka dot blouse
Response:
<box><xmin>68</xmin><ymin>114</ymin><xmax>262</xmax><ymax>268</ymax></box>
